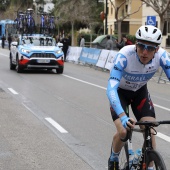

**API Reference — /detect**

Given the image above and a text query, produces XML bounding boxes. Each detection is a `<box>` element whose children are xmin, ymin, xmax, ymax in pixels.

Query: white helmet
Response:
<box><xmin>136</xmin><ymin>25</ymin><xmax>162</xmax><ymax>44</ymax></box>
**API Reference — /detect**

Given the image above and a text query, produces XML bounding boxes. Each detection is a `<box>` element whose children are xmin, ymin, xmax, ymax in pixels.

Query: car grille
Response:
<box><xmin>30</xmin><ymin>53</ymin><xmax>56</xmax><ymax>58</ymax></box>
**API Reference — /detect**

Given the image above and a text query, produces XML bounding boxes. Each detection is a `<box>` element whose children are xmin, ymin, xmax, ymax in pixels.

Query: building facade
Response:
<box><xmin>106</xmin><ymin>0</ymin><xmax>170</xmax><ymax>48</ymax></box>
<box><xmin>106</xmin><ymin>0</ymin><xmax>142</xmax><ymax>36</ymax></box>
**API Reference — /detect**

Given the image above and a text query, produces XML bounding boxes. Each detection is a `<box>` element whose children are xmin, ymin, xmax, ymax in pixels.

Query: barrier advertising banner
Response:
<box><xmin>66</xmin><ymin>46</ymin><xmax>82</xmax><ymax>62</ymax></box>
<box><xmin>79</xmin><ymin>47</ymin><xmax>101</xmax><ymax>65</ymax></box>
<box><xmin>104</xmin><ymin>50</ymin><xmax>118</xmax><ymax>70</ymax></box>
<box><xmin>96</xmin><ymin>49</ymin><xmax>110</xmax><ymax>68</ymax></box>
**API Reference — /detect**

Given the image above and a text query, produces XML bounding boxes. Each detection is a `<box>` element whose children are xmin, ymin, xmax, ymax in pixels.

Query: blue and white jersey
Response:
<box><xmin>107</xmin><ymin>45</ymin><xmax>170</xmax><ymax>115</ymax></box>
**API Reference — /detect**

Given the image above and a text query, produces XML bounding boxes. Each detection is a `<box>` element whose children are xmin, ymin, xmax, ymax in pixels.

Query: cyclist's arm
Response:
<box><xmin>106</xmin><ymin>53</ymin><xmax>127</xmax><ymax>117</ymax></box>
<box><xmin>160</xmin><ymin>51</ymin><xmax>170</xmax><ymax>80</ymax></box>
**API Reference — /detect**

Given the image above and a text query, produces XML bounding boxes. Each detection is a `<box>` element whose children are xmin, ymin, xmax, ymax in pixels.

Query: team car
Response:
<box><xmin>9</xmin><ymin>34</ymin><xmax>64</xmax><ymax>73</ymax></box>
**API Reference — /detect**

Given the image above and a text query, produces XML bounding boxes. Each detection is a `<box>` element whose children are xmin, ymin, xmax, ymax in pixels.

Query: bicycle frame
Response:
<box><xmin>126</xmin><ymin>121</ymin><xmax>170</xmax><ymax>169</ymax></box>
<box><xmin>132</xmin><ymin>125</ymin><xmax>153</xmax><ymax>169</ymax></box>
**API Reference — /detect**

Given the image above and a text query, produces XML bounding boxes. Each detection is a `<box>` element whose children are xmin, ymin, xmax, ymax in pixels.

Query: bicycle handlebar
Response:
<box><xmin>135</xmin><ymin>120</ymin><xmax>170</xmax><ymax>127</ymax></box>
<box><xmin>120</xmin><ymin>120</ymin><xmax>170</xmax><ymax>142</ymax></box>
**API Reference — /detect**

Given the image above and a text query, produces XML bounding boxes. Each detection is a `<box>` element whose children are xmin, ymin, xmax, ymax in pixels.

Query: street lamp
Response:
<box><xmin>105</xmin><ymin>0</ymin><xmax>108</xmax><ymax>35</ymax></box>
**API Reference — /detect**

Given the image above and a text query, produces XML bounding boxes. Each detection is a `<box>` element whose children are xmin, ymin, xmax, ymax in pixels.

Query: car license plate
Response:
<box><xmin>37</xmin><ymin>59</ymin><xmax>50</xmax><ymax>63</ymax></box>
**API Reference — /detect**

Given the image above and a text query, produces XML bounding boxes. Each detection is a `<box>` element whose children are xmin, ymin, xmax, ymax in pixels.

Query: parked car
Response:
<box><xmin>9</xmin><ymin>34</ymin><xmax>64</xmax><ymax>73</ymax></box>
<box><xmin>91</xmin><ymin>35</ymin><xmax>118</xmax><ymax>50</ymax></box>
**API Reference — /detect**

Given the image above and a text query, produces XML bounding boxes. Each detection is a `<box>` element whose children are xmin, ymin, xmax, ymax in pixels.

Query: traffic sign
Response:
<box><xmin>146</xmin><ymin>16</ymin><xmax>156</xmax><ymax>26</ymax></box>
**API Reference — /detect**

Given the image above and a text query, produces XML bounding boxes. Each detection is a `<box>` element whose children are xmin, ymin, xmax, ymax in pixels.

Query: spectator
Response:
<box><xmin>123</xmin><ymin>35</ymin><xmax>133</xmax><ymax>45</ymax></box>
<box><xmin>1</xmin><ymin>34</ymin><xmax>6</xmax><ymax>49</ymax></box>
<box><xmin>61</xmin><ymin>35</ymin><xmax>69</xmax><ymax>62</ymax></box>
<box><xmin>115</xmin><ymin>35</ymin><xmax>133</xmax><ymax>50</ymax></box>
<box><xmin>8</xmin><ymin>34</ymin><xmax>12</xmax><ymax>50</ymax></box>
<box><xmin>115</xmin><ymin>36</ymin><xmax>125</xmax><ymax>50</ymax></box>
<box><xmin>80</xmin><ymin>35</ymin><xmax>85</xmax><ymax>47</ymax></box>
<box><xmin>68</xmin><ymin>34</ymin><xmax>71</xmax><ymax>46</ymax></box>
<box><xmin>105</xmin><ymin>35</ymin><xmax>113</xmax><ymax>50</ymax></box>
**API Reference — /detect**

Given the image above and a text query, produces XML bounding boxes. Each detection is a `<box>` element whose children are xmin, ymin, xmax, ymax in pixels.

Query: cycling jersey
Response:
<box><xmin>107</xmin><ymin>45</ymin><xmax>170</xmax><ymax>116</ymax></box>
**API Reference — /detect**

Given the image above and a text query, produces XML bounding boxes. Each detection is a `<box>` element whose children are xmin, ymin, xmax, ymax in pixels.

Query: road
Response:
<box><xmin>0</xmin><ymin>48</ymin><xmax>170</xmax><ymax>169</ymax></box>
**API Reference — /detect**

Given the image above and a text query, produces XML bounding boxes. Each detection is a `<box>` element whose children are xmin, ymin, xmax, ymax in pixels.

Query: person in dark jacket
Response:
<box><xmin>61</xmin><ymin>35</ymin><xmax>69</xmax><ymax>61</ymax></box>
<box><xmin>115</xmin><ymin>35</ymin><xmax>133</xmax><ymax>50</ymax></box>
<box><xmin>68</xmin><ymin>34</ymin><xmax>71</xmax><ymax>46</ymax></box>
<box><xmin>1</xmin><ymin>34</ymin><xmax>6</xmax><ymax>48</ymax></box>
<box><xmin>105</xmin><ymin>35</ymin><xmax>113</xmax><ymax>50</ymax></box>
<box><xmin>8</xmin><ymin>34</ymin><xmax>12</xmax><ymax>50</ymax></box>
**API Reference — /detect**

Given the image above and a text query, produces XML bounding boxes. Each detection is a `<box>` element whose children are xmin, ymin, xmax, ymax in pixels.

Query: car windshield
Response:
<box><xmin>20</xmin><ymin>36</ymin><xmax>55</xmax><ymax>46</ymax></box>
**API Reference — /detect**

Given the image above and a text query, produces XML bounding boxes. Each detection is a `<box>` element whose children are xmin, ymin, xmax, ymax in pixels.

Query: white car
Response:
<box><xmin>9</xmin><ymin>34</ymin><xmax>64</xmax><ymax>73</ymax></box>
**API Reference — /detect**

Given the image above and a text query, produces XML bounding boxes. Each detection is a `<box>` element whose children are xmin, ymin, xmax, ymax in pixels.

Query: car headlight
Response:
<box><xmin>21</xmin><ymin>49</ymin><xmax>30</xmax><ymax>54</ymax></box>
<box><xmin>55</xmin><ymin>50</ymin><xmax>62</xmax><ymax>54</ymax></box>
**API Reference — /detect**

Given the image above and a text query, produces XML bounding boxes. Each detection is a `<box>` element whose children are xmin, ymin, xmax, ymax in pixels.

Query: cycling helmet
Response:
<box><xmin>136</xmin><ymin>25</ymin><xmax>162</xmax><ymax>44</ymax></box>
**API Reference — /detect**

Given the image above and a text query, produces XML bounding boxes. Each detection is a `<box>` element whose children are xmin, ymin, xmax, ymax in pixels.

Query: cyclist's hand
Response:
<box><xmin>120</xmin><ymin>115</ymin><xmax>135</xmax><ymax>128</ymax></box>
<box><xmin>126</xmin><ymin>118</ymin><xmax>135</xmax><ymax>129</ymax></box>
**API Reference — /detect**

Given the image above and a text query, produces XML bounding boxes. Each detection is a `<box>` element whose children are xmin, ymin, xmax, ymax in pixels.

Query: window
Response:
<box><xmin>125</xmin><ymin>5</ymin><xmax>128</xmax><ymax>13</ymax></box>
<box><xmin>114</xmin><ymin>21</ymin><xmax>129</xmax><ymax>35</ymax></box>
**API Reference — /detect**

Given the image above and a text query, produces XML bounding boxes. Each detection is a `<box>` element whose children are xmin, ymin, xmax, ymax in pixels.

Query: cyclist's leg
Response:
<box><xmin>131</xmin><ymin>85</ymin><xmax>156</xmax><ymax>169</ymax></box>
<box><xmin>109</xmin><ymin>88</ymin><xmax>132</xmax><ymax>169</ymax></box>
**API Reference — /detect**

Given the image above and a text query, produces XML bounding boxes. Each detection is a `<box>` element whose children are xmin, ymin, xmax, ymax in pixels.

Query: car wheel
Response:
<box><xmin>16</xmin><ymin>58</ymin><xmax>22</xmax><ymax>73</ymax></box>
<box><xmin>10</xmin><ymin>55</ymin><xmax>16</xmax><ymax>70</ymax></box>
<box><xmin>56</xmin><ymin>68</ymin><xmax>63</xmax><ymax>74</ymax></box>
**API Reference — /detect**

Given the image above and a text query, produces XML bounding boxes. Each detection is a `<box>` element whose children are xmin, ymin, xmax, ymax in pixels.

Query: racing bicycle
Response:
<box><xmin>40</xmin><ymin>12</ymin><xmax>48</xmax><ymax>35</ymax></box>
<box><xmin>25</xmin><ymin>8</ymin><xmax>35</xmax><ymax>34</ymax></box>
<box><xmin>119</xmin><ymin>120</ymin><xmax>170</xmax><ymax>170</ymax></box>
<box><xmin>14</xmin><ymin>11</ymin><xmax>26</xmax><ymax>34</ymax></box>
<box><xmin>48</xmin><ymin>15</ymin><xmax>55</xmax><ymax>35</ymax></box>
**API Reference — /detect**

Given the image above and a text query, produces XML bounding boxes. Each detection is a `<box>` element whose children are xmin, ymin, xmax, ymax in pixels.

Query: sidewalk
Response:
<box><xmin>0</xmin><ymin>88</ymin><xmax>93</xmax><ymax>170</ymax></box>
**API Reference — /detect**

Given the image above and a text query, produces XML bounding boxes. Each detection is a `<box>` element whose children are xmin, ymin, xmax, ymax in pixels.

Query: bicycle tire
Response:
<box><xmin>119</xmin><ymin>142</ymin><xmax>129</xmax><ymax>170</ymax></box>
<box><xmin>146</xmin><ymin>150</ymin><xmax>167</xmax><ymax>170</ymax></box>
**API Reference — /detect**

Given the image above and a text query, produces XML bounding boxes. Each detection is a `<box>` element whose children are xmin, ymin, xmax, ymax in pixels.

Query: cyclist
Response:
<box><xmin>106</xmin><ymin>25</ymin><xmax>170</xmax><ymax>170</ymax></box>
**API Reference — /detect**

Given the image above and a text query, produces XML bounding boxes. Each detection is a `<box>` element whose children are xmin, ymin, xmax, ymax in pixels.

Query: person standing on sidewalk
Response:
<box><xmin>8</xmin><ymin>34</ymin><xmax>12</xmax><ymax>50</ymax></box>
<box><xmin>105</xmin><ymin>35</ymin><xmax>113</xmax><ymax>50</ymax></box>
<box><xmin>61</xmin><ymin>35</ymin><xmax>69</xmax><ymax>62</ymax></box>
<box><xmin>80</xmin><ymin>35</ymin><xmax>85</xmax><ymax>47</ymax></box>
<box><xmin>1</xmin><ymin>34</ymin><xmax>6</xmax><ymax>48</ymax></box>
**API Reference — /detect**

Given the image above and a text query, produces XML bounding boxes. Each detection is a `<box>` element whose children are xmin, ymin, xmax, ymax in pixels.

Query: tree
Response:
<box><xmin>109</xmin><ymin>0</ymin><xmax>143</xmax><ymax>42</ymax></box>
<box><xmin>141</xmin><ymin>0</ymin><xmax>170</xmax><ymax>32</ymax></box>
<box><xmin>10</xmin><ymin>0</ymin><xmax>34</xmax><ymax>11</ymax></box>
<box><xmin>0</xmin><ymin>0</ymin><xmax>10</xmax><ymax>11</ymax></box>
<box><xmin>0</xmin><ymin>0</ymin><xmax>34</xmax><ymax>19</ymax></box>
<box><xmin>52</xmin><ymin>0</ymin><xmax>103</xmax><ymax>45</ymax></box>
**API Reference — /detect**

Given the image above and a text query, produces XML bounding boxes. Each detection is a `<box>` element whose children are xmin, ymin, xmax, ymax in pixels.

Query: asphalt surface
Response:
<box><xmin>0</xmin><ymin>87</ymin><xmax>93</xmax><ymax>170</ymax></box>
<box><xmin>0</xmin><ymin>47</ymin><xmax>170</xmax><ymax>169</ymax></box>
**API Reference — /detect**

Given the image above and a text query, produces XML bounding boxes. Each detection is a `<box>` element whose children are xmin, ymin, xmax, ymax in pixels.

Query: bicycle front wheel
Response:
<box><xmin>147</xmin><ymin>150</ymin><xmax>167</xmax><ymax>170</ymax></box>
<box><xmin>119</xmin><ymin>142</ymin><xmax>129</xmax><ymax>170</ymax></box>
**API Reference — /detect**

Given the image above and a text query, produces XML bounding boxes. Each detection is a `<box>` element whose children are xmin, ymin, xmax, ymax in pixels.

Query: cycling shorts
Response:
<box><xmin>110</xmin><ymin>84</ymin><xmax>155</xmax><ymax>121</ymax></box>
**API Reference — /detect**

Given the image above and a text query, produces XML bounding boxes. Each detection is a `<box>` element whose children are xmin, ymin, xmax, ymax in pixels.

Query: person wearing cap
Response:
<box><xmin>106</xmin><ymin>25</ymin><xmax>170</xmax><ymax>170</ymax></box>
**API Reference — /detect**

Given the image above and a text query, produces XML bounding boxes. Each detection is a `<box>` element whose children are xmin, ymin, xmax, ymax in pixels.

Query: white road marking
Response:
<box><xmin>154</xmin><ymin>104</ymin><xmax>170</xmax><ymax>112</ymax></box>
<box><xmin>63</xmin><ymin>74</ymin><xmax>106</xmax><ymax>90</ymax></box>
<box><xmin>45</xmin><ymin>117</ymin><xmax>68</xmax><ymax>133</ymax></box>
<box><xmin>8</xmin><ymin>88</ymin><xmax>18</xmax><ymax>94</ymax></box>
<box><xmin>0</xmin><ymin>52</ymin><xmax>8</xmax><ymax>57</ymax></box>
<box><xmin>157</xmin><ymin>132</ymin><xmax>170</xmax><ymax>142</ymax></box>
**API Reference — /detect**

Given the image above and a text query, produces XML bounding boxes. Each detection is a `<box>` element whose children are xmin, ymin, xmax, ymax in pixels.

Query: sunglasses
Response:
<box><xmin>136</xmin><ymin>42</ymin><xmax>157</xmax><ymax>52</ymax></box>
